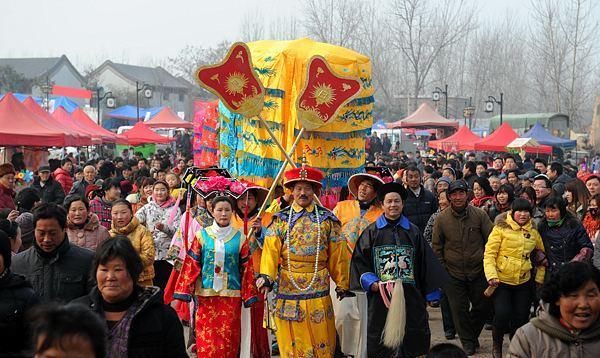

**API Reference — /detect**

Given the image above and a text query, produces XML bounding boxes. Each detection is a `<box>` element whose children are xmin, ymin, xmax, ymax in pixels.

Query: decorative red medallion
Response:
<box><xmin>296</xmin><ymin>56</ymin><xmax>361</xmax><ymax>130</ymax></box>
<box><xmin>196</xmin><ymin>42</ymin><xmax>265</xmax><ymax>118</ymax></box>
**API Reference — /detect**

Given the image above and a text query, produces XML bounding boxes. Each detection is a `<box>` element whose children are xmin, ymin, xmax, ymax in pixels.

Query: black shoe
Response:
<box><xmin>463</xmin><ymin>345</ymin><xmax>476</xmax><ymax>356</ymax></box>
<box><xmin>445</xmin><ymin>331</ymin><xmax>456</xmax><ymax>340</ymax></box>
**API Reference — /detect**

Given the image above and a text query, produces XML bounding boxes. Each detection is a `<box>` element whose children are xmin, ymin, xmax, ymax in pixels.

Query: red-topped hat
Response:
<box><xmin>283</xmin><ymin>158</ymin><xmax>324</xmax><ymax>190</ymax></box>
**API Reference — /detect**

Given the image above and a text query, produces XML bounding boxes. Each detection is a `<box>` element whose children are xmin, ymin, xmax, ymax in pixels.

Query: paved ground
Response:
<box><xmin>184</xmin><ymin>306</ymin><xmax>511</xmax><ymax>357</ymax></box>
<box><xmin>428</xmin><ymin>305</ymin><xmax>509</xmax><ymax>357</ymax></box>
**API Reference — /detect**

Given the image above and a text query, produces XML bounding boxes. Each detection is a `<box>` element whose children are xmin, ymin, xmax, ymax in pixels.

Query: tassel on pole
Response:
<box><xmin>382</xmin><ymin>279</ymin><xmax>406</xmax><ymax>349</ymax></box>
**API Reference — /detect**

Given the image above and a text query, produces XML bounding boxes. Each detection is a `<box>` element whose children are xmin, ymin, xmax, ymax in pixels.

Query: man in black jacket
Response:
<box><xmin>32</xmin><ymin>166</ymin><xmax>65</xmax><ymax>205</ymax></box>
<box><xmin>402</xmin><ymin>166</ymin><xmax>438</xmax><ymax>233</ymax></box>
<box><xmin>11</xmin><ymin>203</ymin><xmax>94</xmax><ymax>303</ymax></box>
<box><xmin>69</xmin><ymin>165</ymin><xmax>97</xmax><ymax>199</ymax></box>
<box><xmin>547</xmin><ymin>162</ymin><xmax>572</xmax><ymax>196</ymax></box>
<box><xmin>350</xmin><ymin>182</ymin><xmax>448</xmax><ymax>357</ymax></box>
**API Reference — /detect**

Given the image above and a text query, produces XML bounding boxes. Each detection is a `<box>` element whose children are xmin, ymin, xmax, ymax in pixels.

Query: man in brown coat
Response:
<box><xmin>432</xmin><ymin>180</ymin><xmax>494</xmax><ymax>355</ymax></box>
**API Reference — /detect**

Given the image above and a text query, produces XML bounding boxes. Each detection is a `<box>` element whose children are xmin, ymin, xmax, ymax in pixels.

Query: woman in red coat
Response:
<box><xmin>0</xmin><ymin>163</ymin><xmax>16</xmax><ymax>210</ymax></box>
<box><xmin>53</xmin><ymin>159</ymin><xmax>74</xmax><ymax>195</ymax></box>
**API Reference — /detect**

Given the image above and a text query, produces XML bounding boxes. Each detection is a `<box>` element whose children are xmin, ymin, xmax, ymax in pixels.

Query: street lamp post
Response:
<box><xmin>96</xmin><ymin>87</ymin><xmax>116</xmax><ymax>128</ymax></box>
<box><xmin>463</xmin><ymin>96</ymin><xmax>475</xmax><ymax>130</ymax></box>
<box><xmin>485</xmin><ymin>92</ymin><xmax>504</xmax><ymax>124</ymax></box>
<box><xmin>432</xmin><ymin>84</ymin><xmax>448</xmax><ymax>118</ymax></box>
<box><xmin>135</xmin><ymin>81</ymin><xmax>153</xmax><ymax>122</ymax></box>
<box><xmin>40</xmin><ymin>77</ymin><xmax>53</xmax><ymax>111</ymax></box>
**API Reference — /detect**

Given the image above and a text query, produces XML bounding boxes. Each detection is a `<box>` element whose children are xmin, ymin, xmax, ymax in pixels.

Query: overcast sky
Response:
<box><xmin>1</xmin><ymin>0</ymin><xmax>594</xmax><ymax>69</ymax></box>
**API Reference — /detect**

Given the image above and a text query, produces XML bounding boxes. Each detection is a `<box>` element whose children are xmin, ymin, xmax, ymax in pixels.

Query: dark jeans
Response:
<box><xmin>444</xmin><ymin>273</ymin><xmax>492</xmax><ymax>349</ymax></box>
<box><xmin>153</xmin><ymin>260</ymin><xmax>173</xmax><ymax>292</ymax></box>
<box><xmin>440</xmin><ymin>290</ymin><xmax>455</xmax><ymax>334</ymax></box>
<box><xmin>493</xmin><ymin>281</ymin><xmax>533</xmax><ymax>335</ymax></box>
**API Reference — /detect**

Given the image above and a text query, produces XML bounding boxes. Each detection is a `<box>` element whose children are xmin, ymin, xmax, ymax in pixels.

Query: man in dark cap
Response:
<box><xmin>32</xmin><ymin>166</ymin><xmax>65</xmax><ymax>205</ymax></box>
<box><xmin>431</xmin><ymin>180</ymin><xmax>494</xmax><ymax>355</ymax></box>
<box><xmin>350</xmin><ymin>182</ymin><xmax>448</xmax><ymax>357</ymax></box>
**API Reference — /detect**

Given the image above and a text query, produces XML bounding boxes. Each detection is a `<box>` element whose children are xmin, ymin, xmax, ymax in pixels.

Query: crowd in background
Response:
<box><xmin>1</xmin><ymin>142</ymin><xmax>600</xmax><ymax>357</ymax></box>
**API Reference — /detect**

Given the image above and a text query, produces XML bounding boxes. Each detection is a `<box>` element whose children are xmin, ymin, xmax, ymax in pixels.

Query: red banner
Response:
<box><xmin>52</xmin><ymin>85</ymin><xmax>92</xmax><ymax>99</ymax></box>
<box><xmin>196</xmin><ymin>42</ymin><xmax>264</xmax><ymax>118</ymax></box>
<box><xmin>296</xmin><ymin>56</ymin><xmax>361</xmax><ymax>130</ymax></box>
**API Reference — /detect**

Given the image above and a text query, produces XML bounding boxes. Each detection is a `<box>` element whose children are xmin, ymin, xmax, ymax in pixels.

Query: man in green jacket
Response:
<box><xmin>432</xmin><ymin>180</ymin><xmax>494</xmax><ymax>355</ymax></box>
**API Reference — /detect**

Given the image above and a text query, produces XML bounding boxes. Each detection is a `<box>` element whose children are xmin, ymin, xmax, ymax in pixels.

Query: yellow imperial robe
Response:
<box><xmin>261</xmin><ymin>201</ymin><xmax>349</xmax><ymax>358</ymax></box>
<box><xmin>331</xmin><ymin>200</ymin><xmax>382</xmax><ymax>358</ymax></box>
<box><xmin>333</xmin><ymin>200</ymin><xmax>383</xmax><ymax>256</ymax></box>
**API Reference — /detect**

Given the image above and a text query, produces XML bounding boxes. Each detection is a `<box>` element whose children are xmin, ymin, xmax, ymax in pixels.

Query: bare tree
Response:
<box><xmin>388</xmin><ymin>0</ymin><xmax>477</xmax><ymax>112</ymax></box>
<box><xmin>240</xmin><ymin>11</ymin><xmax>265</xmax><ymax>42</ymax></box>
<box><xmin>302</xmin><ymin>0</ymin><xmax>364</xmax><ymax>48</ymax></box>
<box><xmin>354</xmin><ymin>0</ymin><xmax>405</xmax><ymax>118</ymax></box>
<box><xmin>563</xmin><ymin>0</ymin><xmax>598</xmax><ymax>127</ymax></box>
<box><xmin>529</xmin><ymin>0</ymin><xmax>569</xmax><ymax>113</ymax></box>
<box><xmin>269</xmin><ymin>15</ymin><xmax>300</xmax><ymax>40</ymax></box>
<box><xmin>166</xmin><ymin>42</ymin><xmax>231</xmax><ymax>84</ymax></box>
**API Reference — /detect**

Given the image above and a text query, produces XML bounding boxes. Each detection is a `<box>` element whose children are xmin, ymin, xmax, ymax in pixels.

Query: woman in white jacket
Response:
<box><xmin>136</xmin><ymin>180</ymin><xmax>181</xmax><ymax>290</ymax></box>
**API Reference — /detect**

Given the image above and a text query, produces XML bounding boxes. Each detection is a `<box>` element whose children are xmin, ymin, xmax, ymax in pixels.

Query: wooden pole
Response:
<box><xmin>257</xmin><ymin>115</ymin><xmax>297</xmax><ymax>167</ymax></box>
<box><xmin>247</xmin><ymin>127</ymin><xmax>305</xmax><ymax>239</ymax></box>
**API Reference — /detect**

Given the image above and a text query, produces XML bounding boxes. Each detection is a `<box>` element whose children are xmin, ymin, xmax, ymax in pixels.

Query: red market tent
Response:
<box><xmin>121</xmin><ymin>122</ymin><xmax>174</xmax><ymax>146</ymax></box>
<box><xmin>23</xmin><ymin>97</ymin><xmax>83</xmax><ymax>146</ymax></box>
<box><xmin>145</xmin><ymin>107</ymin><xmax>193</xmax><ymax>129</ymax></box>
<box><xmin>429</xmin><ymin>125</ymin><xmax>481</xmax><ymax>151</ymax></box>
<box><xmin>473</xmin><ymin>122</ymin><xmax>552</xmax><ymax>154</ymax></box>
<box><xmin>71</xmin><ymin>108</ymin><xmax>122</xmax><ymax>144</ymax></box>
<box><xmin>0</xmin><ymin>93</ymin><xmax>68</xmax><ymax>147</ymax></box>
<box><xmin>64</xmin><ymin>108</ymin><xmax>103</xmax><ymax>144</ymax></box>
<box><xmin>51</xmin><ymin>107</ymin><xmax>93</xmax><ymax>146</ymax></box>
<box><xmin>387</xmin><ymin>103</ymin><xmax>459</xmax><ymax>129</ymax></box>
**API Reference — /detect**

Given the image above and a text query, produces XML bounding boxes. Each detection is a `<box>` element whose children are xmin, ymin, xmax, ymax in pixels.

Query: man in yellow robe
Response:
<box><xmin>332</xmin><ymin>170</ymin><xmax>386</xmax><ymax>357</ymax></box>
<box><xmin>257</xmin><ymin>164</ymin><xmax>350</xmax><ymax>358</ymax></box>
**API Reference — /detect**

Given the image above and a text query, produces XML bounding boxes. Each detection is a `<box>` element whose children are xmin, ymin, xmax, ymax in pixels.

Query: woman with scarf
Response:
<box><xmin>484</xmin><ymin>199</ymin><xmax>546</xmax><ymax>357</ymax></box>
<box><xmin>174</xmin><ymin>191</ymin><xmax>257</xmax><ymax>358</ymax></box>
<box><xmin>64</xmin><ymin>195</ymin><xmax>109</xmax><ymax>251</ymax></box>
<box><xmin>538</xmin><ymin>196</ymin><xmax>593</xmax><ymax>278</ymax></box>
<box><xmin>583</xmin><ymin>194</ymin><xmax>600</xmax><ymax>246</ymax></box>
<box><xmin>488</xmin><ymin>184</ymin><xmax>515</xmax><ymax>223</ymax></box>
<box><xmin>136</xmin><ymin>180</ymin><xmax>181</xmax><ymax>291</ymax></box>
<box><xmin>110</xmin><ymin>199</ymin><xmax>155</xmax><ymax>286</ymax></box>
<box><xmin>72</xmin><ymin>236</ymin><xmax>187</xmax><ymax>358</ymax></box>
<box><xmin>126</xmin><ymin>177</ymin><xmax>155</xmax><ymax>214</ymax></box>
<box><xmin>471</xmin><ymin>177</ymin><xmax>495</xmax><ymax>214</ymax></box>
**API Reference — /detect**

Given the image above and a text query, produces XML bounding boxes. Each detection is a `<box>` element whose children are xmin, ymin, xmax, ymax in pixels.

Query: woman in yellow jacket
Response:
<box><xmin>110</xmin><ymin>199</ymin><xmax>156</xmax><ymax>286</ymax></box>
<box><xmin>484</xmin><ymin>198</ymin><xmax>546</xmax><ymax>358</ymax></box>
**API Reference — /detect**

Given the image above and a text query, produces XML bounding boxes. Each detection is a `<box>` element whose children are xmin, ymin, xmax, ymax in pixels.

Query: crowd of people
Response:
<box><xmin>0</xmin><ymin>147</ymin><xmax>599</xmax><ymax>357</ymax></box>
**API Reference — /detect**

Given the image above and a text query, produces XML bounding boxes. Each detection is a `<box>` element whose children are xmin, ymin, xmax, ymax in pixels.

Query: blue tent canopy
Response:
<box><xmin>50</xmin><ymin>96</ymin><xmax>79</xmax><ymax>113</ymax></box>
<box><xmin>372</xmin><ymin>119</ymin><xmax>387</xmax><ymax>129</ymax></box>
<box><xmin>523</xmin><ymin>122</ymin><xmax>576</xmax><ymax>149</ymax></box>
<box><xmin>107</xmin><ymin>105</ymin><xmax>163</xmax><ymax>120</ymax></box>
<box><xmin>0</xmin><ymin>93</ymin><xmax>42</xmax><ymax>103</ymax></box>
